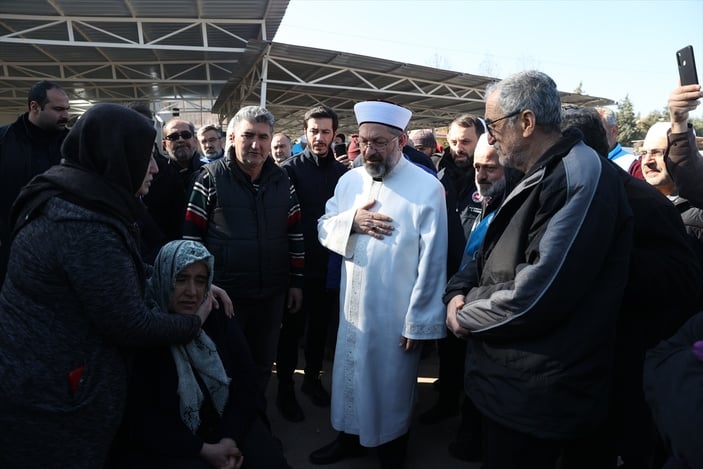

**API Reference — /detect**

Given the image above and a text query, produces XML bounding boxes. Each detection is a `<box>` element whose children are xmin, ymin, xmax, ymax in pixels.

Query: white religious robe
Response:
<box><xmin>318</xmin><ymin>155</ymin><xmax>448</xmax><ymax>447</ymax></box>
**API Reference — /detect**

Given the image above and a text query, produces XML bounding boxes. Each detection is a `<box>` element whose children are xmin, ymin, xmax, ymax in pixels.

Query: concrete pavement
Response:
<box><xmin>267</xmin><ymin>349</ymin><xmax>482</xmax><ymax>469</ymax></box>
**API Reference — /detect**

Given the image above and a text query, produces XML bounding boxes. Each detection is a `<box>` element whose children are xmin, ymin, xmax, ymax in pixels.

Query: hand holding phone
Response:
<box><xmin>677</xmin><ymin>45</ymin><xmax>699</xmax><ymax>86</ymax></box>
<box><xmin>333</xmin><ymin>142</ymin><xmax>347</xmax><ymax>158</ymax></box>
<box><xmin>670</xmin><ymin>46</ymin><xmax>702</xmax><ymax>130</ymax></box>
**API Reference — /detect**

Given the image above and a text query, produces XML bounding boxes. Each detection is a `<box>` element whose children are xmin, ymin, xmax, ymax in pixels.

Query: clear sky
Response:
<box><xmin>274</xmin><ymin>0</ymin><xmax>703</xmax><ymax>118</ymax></box>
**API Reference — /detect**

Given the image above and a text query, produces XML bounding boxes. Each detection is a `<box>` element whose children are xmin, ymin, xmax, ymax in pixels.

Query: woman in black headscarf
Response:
<box><xmin>0</xmin><ymin>103</ymin><xmax>209</xmax><ymax>467</ymax></box>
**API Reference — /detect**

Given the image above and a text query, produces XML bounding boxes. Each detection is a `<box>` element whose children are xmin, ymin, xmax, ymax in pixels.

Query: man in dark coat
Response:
<box><xmin>561</xmin><ymin>105</ymin><xmax>702</xmax><ymax>468</ymax></box>
<box><xmin>0</xmin><ymin>80</ymin><xmax>70</xmax><ymax>285</ymax></box>
<box><xmin>183</xmin><ymin>106</ymin><xmax>304</xmax><ymax>410</ymax></box>
<box><xmin>141</xmin><ymin>118</ymin><xmax>204</xmax><ymax>262</ymax></box>
<box><xmin>446</xmin><ymin>71</ymin><xmax>633</xmax><ymax>468</ymax></box>
<box><xmin>275</xmin><ymin>106</ymin><xmax>348</xmax><ymax>422</ymax></box>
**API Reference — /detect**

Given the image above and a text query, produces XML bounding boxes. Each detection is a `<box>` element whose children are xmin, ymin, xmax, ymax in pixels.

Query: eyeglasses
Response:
<box><xmin>164</xmin><ymin>130</ymin><xmax>193</xmax><ymax>141</ymax></box>
<box><xmin>200</xmin><ymin>137</ymin><xmax>220</xmax><ymax>144</ymax></box>
<box><xmin>636</xmin><ymin>148</ymin><xmax>666</xmax><ymax>160</ymax></box>
<box><xmin>358</xmin><ymin>136</ymin><xmax>398</xmax><ymax>151</ymax></box>
<box><xmin>484</xmin><ymin>110</ymin><xmax>522</xmax><ymax>137</ymax></box>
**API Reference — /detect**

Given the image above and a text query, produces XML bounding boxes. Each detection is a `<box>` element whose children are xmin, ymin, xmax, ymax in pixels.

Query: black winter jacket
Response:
<box><xmin>456</xmin><ymin>133</ymin><xmax>634</xmax><ymax>439</ymax></box>
<box><xmin>434</xmin><ymin>149</ymin><xmax>482</xmax><ymax>238</ymax></box>
<box><xmin>0</xmin><ymin>197</ymin><xmax>200</xmax><ymax>467</ymax></box>
<box><xmin>0</xmin><ymin>114</ymin><xmax>67</xmax><ymax>283</ymax></box>
<box><xmin>281</xmin><ymin>148</ymin><xmax>347</xmax><ymax>283</ymax></box>
<box><xmin>115</xmin><ymin>311</ymin><xmax>262</xmax><ymax>461</ymax></box>
<box><xmin>204</xmin><ymin>157</ymin><xmax>299</xmax><ymax>298</ymax></box>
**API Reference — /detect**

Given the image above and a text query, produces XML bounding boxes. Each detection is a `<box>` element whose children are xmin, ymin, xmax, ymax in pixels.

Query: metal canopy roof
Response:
<box><xmin>0</xmin><ymin>0</ymin><xmax>288</xmax><ymax>116</ymax></box>
<box><xmin>214</xmin><ymin>40</ymin><xmax>614</xmax><ymax>132</ymax></box>
<box><xmin>0</xmin><ymin>0</ymin><xmax>613</xmax><ymax>134</ymax></box>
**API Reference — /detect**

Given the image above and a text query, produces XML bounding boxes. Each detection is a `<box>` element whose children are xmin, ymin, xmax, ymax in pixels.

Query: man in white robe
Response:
<box><xmin>310</xmin><ymin>101</ymin><xmax>448</xmax><ymax>468</ymax></box>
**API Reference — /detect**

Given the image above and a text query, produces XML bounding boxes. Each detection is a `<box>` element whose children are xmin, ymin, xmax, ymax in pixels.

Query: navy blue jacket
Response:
<box><xmin>282</xmin><ymin>148</ymin><xmax>347</xmax><ymax>283</ymax></box>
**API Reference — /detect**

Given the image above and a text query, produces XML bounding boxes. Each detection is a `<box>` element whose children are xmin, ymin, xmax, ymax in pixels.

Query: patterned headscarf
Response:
<box><xmin>148</xmin><ymin>240</ymin><xmax>215</xmax><ymax>313</ymax></box>
<box><xmin>148</xmin><ymin>240</ymin><xmax>230</xmax><ymax>433</ymax></box>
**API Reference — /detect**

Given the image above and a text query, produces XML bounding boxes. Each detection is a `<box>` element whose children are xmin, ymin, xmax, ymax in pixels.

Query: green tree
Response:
<box><xmin>690</xmin><ymin>117</ymin><xmax>703</xmax><ymax>137</ymax></box>
<box><xmin>616</xmin><ymin>95</ymin><xmax>644</xmax><ymax>145</ymax></box>
<box><xmin>574</xmin><ymin>81</ymin><xmax>585</xmax><ymax>94</ymax></box>
<box><xmin>637</xmin><ymin>109</ymin><xmax>702</xmax><ymax>142</ymax></box>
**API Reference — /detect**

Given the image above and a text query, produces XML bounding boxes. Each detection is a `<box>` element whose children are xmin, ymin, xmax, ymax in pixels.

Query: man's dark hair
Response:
<box><xmin>27</xmin><ymin>80</ymin><xmax>64</xmax><ymax>110</ymax></box>
<box><xmin>303</xmin><ymin>106</ymin><xmax>339</xmax><ymax>132</ymax></box>
<box><xmin>336</xmin><ymin>133</ymin><xmax>345</xmax><ymax>142</ymax></box>
<box><xmin>560</xmin><ymin>106</ymin><xmax>610</xmax><ymax>158</ymax></box>
<box><xmin>449</xmin><ymin>113</ymin><xmax>485</xmax><ymax>138</ymax></box>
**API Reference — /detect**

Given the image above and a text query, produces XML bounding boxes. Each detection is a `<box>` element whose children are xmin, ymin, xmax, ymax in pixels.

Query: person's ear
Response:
<box><xmin>521</xmin><ymin>109</ymin><xmax>537</xmax><ymax>137</ymax></box>
<box><xmin>398</xmin><ymin>132</ymin><xmax>409</xmax><ymax>147</ymax></box>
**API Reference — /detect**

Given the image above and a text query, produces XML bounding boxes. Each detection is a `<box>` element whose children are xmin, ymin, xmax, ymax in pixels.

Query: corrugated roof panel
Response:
<box><xmin>0</xmin><ymin>0</ymin><xmax>612</xmax><ymax>132</ymax></box>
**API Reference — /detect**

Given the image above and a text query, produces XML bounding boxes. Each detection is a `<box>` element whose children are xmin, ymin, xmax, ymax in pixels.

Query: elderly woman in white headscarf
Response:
<box><xmin>112</xmin><ymin>240</ymin><xmax>290</xmax><ymax>469</ymax></box>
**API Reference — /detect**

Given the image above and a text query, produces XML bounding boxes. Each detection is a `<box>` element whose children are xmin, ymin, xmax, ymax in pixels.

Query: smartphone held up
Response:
<box><xmin>677</xmin><ymin>45</ymin><xmax>699</xmax><ymax>86</ymax></box>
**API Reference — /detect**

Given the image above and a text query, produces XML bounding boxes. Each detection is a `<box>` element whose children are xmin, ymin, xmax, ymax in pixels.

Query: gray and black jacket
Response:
<box><xmin>453</xmin><ymin>131</ymin><xmax>634</xmax><ymax>439</ymax></box>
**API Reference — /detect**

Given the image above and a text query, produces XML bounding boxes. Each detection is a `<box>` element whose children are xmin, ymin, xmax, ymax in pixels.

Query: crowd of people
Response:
<box><xmin>0</xmin><ymin>69</ymin><xmax>701</xmax><ymax>469</ymax></box>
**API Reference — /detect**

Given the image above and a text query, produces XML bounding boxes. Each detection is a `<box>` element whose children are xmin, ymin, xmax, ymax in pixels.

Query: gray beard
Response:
<box><xmin>364</xmin><ymin>162</ymin><xmax>388</xmax><ymax>179</ymax></box>
<box><xmin>479</xmin><ymin>176</ymin><xmax>506</xmax><ymax>200</ymax></box>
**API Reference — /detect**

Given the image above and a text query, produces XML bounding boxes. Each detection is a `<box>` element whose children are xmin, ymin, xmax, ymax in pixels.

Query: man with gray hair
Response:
<box><xmin>446</xmin><ymin>70</ymin><xmax>633</xmax><ymax>467</ymax></box>
<box><xmin>197</xmin><ymin>124</ymin><xmax>225</xmax><ymax>163</ymax></box>
<box><xmin>596</xmin><ymin>106</ymin><xmax>641</xmax><ymax>178</ymax></box>
<box><xmin>183</xmin><ymin>106</ymin><xmax>304</xmax><ymax>407</ymax></box>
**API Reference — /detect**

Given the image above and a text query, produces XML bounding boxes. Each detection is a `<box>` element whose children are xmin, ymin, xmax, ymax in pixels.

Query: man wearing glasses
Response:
<box><xmin>663</xmin><ymin>83</ymin><xmax>703</xmax><ymax>206</ymax></box>
<box><xmin>446</xmin><ymin>70</ymin><xmax>633</xmax><ymax>468</ymax></box>
<box><xmin>640</xmin><ymin>121</ymin><xmax>703</xmax><ymax>252</ymax></box>
<box><xmin>143</xmin><ymin>118</ymin><xmax>204</xmax><ymax>244</ymax></box>
<box><xmin>313</xmin><ymin>100</ymin><xmax>447</xmax><ymax>468</ymax></box>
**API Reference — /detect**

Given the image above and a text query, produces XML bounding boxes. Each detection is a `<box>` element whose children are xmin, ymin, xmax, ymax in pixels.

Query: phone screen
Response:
<box><xmin>333</xmin><ymin>143</ymin><xmax>347</xmax><ymax>157</ymax></box>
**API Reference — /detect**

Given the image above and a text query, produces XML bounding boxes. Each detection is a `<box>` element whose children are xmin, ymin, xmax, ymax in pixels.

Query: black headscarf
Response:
<box><xmin>10</xmin><ymin>103</ymin><xmax>156</xmax><ymax>235</ymax></box>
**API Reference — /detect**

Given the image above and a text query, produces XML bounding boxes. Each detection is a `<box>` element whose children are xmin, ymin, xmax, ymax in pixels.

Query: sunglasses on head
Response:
<box><xmin>164</xmin><ymin>130</ymin><xmax>193</xmax><ymax>141</ymax></box>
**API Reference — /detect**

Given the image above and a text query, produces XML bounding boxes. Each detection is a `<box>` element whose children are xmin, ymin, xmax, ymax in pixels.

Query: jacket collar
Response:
<box><xmin>524</xmin><ymin>128</ymin><xmax>583</xmax><ymax>178</ymax></box>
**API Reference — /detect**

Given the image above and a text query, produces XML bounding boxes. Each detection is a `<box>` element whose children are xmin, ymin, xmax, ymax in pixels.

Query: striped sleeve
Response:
<box><xmin>287</xmin><ymin>181</ymin><xmax>305</xmax><ymax>288</ymax></box>
<box><xmin>183</xmin><ymin>170</ymin><xmax>216</xmax><ymax>242</ymax></box>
